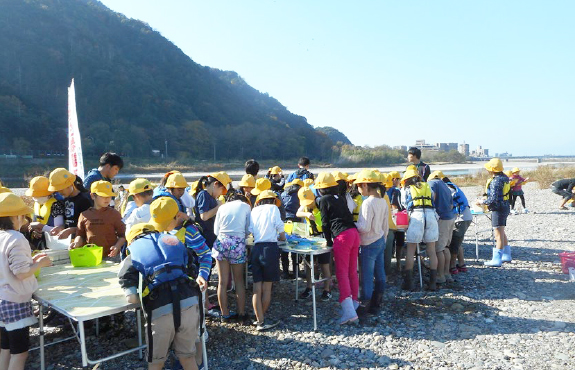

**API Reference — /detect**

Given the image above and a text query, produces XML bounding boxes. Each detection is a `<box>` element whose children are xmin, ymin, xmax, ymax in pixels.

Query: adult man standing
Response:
<box><xmin>84</xmin><ymin>152</ymin><xmax>124</xmax><ymax>191</ymax></box>
<box><xmin>407</xmin><ymin>147</ymin><xmax>431</xmax><ymax>182</ymax></box>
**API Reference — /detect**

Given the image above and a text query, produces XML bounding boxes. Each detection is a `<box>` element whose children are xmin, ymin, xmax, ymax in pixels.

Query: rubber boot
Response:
<box><xmin>367</xmin><ymin>292</ymin><xmax>383</xmax><ymax>315</ymax></box>
<box><xmin>401</xmin><ymin>269</ymin><xmax>414</xmax><ymax>291</ymax></box>
<box><xmin>426</xmin><ymin>270</ymin><xmax>437</xmax><ymax>291</ymax></box>
<box><xmin>338</xmin><ymin>297</ymin><xmax>358</xmax><ymax>325</ymax></box>
<box><xmin>502</xmin><ymin>245</ymin><xmax>512</xmax><ymax>263</ymax></box>
<box><xmin>484</xmin><ymin>248</ymin><xmax>503</xmax><ymax>267</ymax></box>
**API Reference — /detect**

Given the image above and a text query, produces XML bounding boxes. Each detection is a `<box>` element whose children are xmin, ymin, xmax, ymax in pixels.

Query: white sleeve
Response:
<box><xmin>274</xmin><ymin>207</ymin><xmax>284</xmax><ymax>234</ymax></box>
<box><xmin>214</xmin><ymin>206</ymin><xmax>221</xmax><ymax>236</ymax></box>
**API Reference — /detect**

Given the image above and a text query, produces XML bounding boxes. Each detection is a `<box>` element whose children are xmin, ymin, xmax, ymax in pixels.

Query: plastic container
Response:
<box><xmin>69</xmin><ymin>244</ymin><xmax>103</xmax><ymax>267</ymax></box>
<box><xmin>44</xmin><ymin>232</ymin><xmax>71</xmax><ymax>250</ymax></box>
<box><xmin>395</xmin><ymin>211</ymin><xmax>409</xmax><ymax>226</ymax></box>
<box><xmin>559</xmin><ymin>251</ymin><xmax>575</xmax><ymax>274</ymax></box>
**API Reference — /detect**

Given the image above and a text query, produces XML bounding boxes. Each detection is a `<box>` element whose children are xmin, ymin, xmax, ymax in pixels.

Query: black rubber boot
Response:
<box><xmin>368</xmin><ymin>292</ymin><xmax>383</xmax><ymax>315</ymax></box>
<box><xmin>427</xmin><ymin>269</ymin><xmax>437</xmax><ymax>291</ymax></box>
<box><xmin>401</xmin><ymin>269</ymin><xmax>414</xmax><ymax>291</ymax></box>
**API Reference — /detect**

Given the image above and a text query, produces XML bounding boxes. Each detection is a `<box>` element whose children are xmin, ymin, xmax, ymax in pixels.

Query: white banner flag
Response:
<box><xmin>68</xmin><ymin>79</ymin><xmax>85</xmax><ymax>180</ymax></box>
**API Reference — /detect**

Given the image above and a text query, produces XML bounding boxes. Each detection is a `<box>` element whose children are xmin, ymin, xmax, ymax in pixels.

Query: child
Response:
<box><xmin>119</xmin><ymin>197</ymin><xmax>209</xmax><ymax>370</ymax></box>
<box><xmin>286</xmin><ymin>157</ymin><xmax>315</xmax><ymax>183</ymax></box>
<box><xmin>123</xmin><ymin>178</ymin><xmax>154</xmax><ymax>234</ymax></box>
<box><xmin>249</xmin><ymin>190</ymin><xmax>286</xmax><ymax>331</ymax></box>
<box><xmin>280</xmin><ymin>179</ymin><xmax>303</xmax><ymax>279</ymax></box>
<box><xmin>244</xmin><ymin>159</ymin><xmax>260</xmax><ymax>177</ymax></box>
<box><xmin>315</xmin><ymin>172</ymin><xmax>360</xmax><ymax>325</ymax></box>
<box><xmin>428</xmin><ymin>171</ymin><xmax>456</xmax><ymax>285</ymax></box>
<box><xmin>479</xmin><ymin>158</ymin><xmax>511</xmax><ymax>267</ymax></box>
<box><xmin>70</xmin><ymin>181</ymin><xmax>126</xmax><ymax>258</ymax></box>
<box><xmin>295</xmin><ymin>186</ymin><xmax>332</xmax><ymax>301</ymax></box>
<box><xmin>266</xmin><ymin>166</ymin><xmax>285</xmax><ymax>192</ymax></box>
<box><xmin>25</xmin><ymin>176</ymin><xmax>65</xmax><ymax>247</ymax></box>
<box><xmin>510</xmin><ymin>168</ymin><xmax>529</xmax><ymax>214</ymax></box>
<box><xmin>213</xmin><ymin>191</ymin><xmax>251</xmax><ymax>323</ymax></box>
<box><xmin>153</xmin><ymin>171</ymin><xmax>189</xmax><ymax>213</ymax></box>
<box><xmin>333</xmin><ymin>171</ymin><xmax>356</xmax><ymax>214</ymax></box>
<box><xmin>386</xmin><ymin>171</ymin><xmax>404</xmax><ymax>211</ymax></box>
<box><xmin>47</xmin><ymin>168</ymin><xmax>93</xmax><ymax>240</ymax></box>
<box><xmin>0</xmin><ymin>193</ymin><xmax>52</xmax><ymax>370</ymax></box>
<box><xmin>237</xmin><ymin>174</ymin><xmax>256</xmax><ymax>207</ymax></box>
<box><xmin>354</xmin><ymin>170</ymin><xmax>389</xmax><ymax>315</ymax></box>
<box><xmin>407</xmin><ymin>147</ymin><xmax>431</xmax><ymax>181</ymax></box>
<box><xmin>83</xmin><ymin>152</ymin><xmax>123</xmax><ymax>192</ymax></box>
<box><xmin>401</xmin><ymin>169</ymin><xmax>439</xmax><ymax>291</ymax></box>
<box><xmin>439</xmin><ymin>173</ymin><xmax>472</xmax><ymax>275</ymax></box>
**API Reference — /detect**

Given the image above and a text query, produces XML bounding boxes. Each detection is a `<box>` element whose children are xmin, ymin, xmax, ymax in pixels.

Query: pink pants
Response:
<box><xmin>332</xmin><ymin>228</ymin><xmax>361</xmax><ymax>303</ymax></box>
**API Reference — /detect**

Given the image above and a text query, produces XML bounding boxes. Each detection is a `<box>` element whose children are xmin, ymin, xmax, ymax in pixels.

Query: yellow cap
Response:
<box><xmin>298</xmin><ymin>187</ymin><xmax>315</xmax><ymax>207</ymax></box>
<box><xmin>165</xmin><ymin>172</ymin><xmax>188</xmax><ymax>189</ymax></box>
<box><xmin>210</xmin><ymin>172</ymin><xmax>232</xmax><ymax>195</ymax></box>
<box><xmin>48</xmin><ymin>168</ymin><xmax>76</xmax><ymax>192</ymax></box>
<box><xmin>504</xmin><ymin>170</ymin><xmax>513</xmax><ymax>177</ymax></box>
<box><xmin>303</xmin><ymin>178</ymin><xmax>314</xmax><ymax>187</ymax></box>
<box><xmin>384</xmin><ymin>173</ymin><xmax>394</xmax><ymax>188</ymax></box>
<box><xmin>251</xmin><ymin>178</ymin><xmax>271</xmax><ymax>195</ymax></box>
<box><xmin>406</xmin><ymin>164</ymin><xmax>417</xmax><ymax>172</ymax></box>
<box><xmin>0</xmin><ymin>187</ymin><xmax>12</xmax><ymax>194</ymax></box>
<box><xmin>354</xmin><ymin>169</ymin><xmax>381</xmax><ymax>184</ymax></box>
<box><xmin>0</xmin><ymin>193</ymin><xmax>33</xmax><ymax>217</ymax></box>
<box><xmin>149</xmin><ymin>197</ymin><xmax>179</xmax><ymax>231</ymax></box>
<box><xmin>332</xmin><ymin>171</ymin><xmax>348</xmax><ymax>182</ymax></box>
<box><xmin>90</xmin><ymin>181</ymin><xmax>117</xmax><ymax>197</ymax></box>
<box><xmin>379</xmin><ymin>172</ymin><xmax>388</xmax><ymax>185</ymax></box>
<box><xmin>129</xmin><ymin>178</ymin><xmax>153</xmax><ymax>195</ymax></box>
<box><xmin>255</xmin><ymin>189</ymin><xmax>281</xmax><ymax>207</ymax></box>
<box><xmin>286</xmin><ymin>178</ymin><xmax>303</xmax><ymax>188</ymax></box>
<box><xmin>484</xmin><ymin>158</ymin><xmax>504</xmax><ymax>172</ymax></box>
<box><xmin>238</xmin><ymin>174</ymin><xmax>256</xmax><ymax>188</ymax></box>
<box><xmin>347</xmin><ymin>173</ymin><xmax>358</xmax><ymax>182</ymax></box>
<box><xmin>270</xmin><ymin>166</ymin><xmax>282</xmax><ymax>175</ymax></box>
<box><xmin>401</xmin><ymin>169</ymin><xmax>420</xmax><ymax>186</ymax></box>
<box><xmin>25</xmin><ymin>176</ymin><xmax>52</xmax><ymax>197</ymax></box>
<box><xmin>314</xmin><ymin>172</ymin><xmax>338</xmax><ymax>189</ymax></box>
<box><xmin>512</xmin><ymin>167</ymin><xmax>520</xmax><ymax>173</ymax></box>
<box><xmin>388</xmin><ymin>171</ymin><xmax>401</xmax><ymax>180</ymax></box>
<box><xmin>190</xmin><ymin>180</ymin><xmax>200</xmax><ymax>194</ymax></box>
<box><xmin>126</xmin><ymin>223</ymin><xmax>156</xmax><ymax>244</ymax></box>
<box><xmin>428</xmin><ymin>170</ymin><xmax>445</xmax><ymax>180</ymax></box>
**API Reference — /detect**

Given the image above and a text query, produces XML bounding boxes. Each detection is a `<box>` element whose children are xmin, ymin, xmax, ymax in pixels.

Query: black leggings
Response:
<box><xmin>510</xmin><ymin>194</ymin><xmax>525</xmax><ymax>209</ymax></box>
<box><xmin>0</xmin><ymin>326</ymin><xmax>29</xmax><ymax>354</ymax></box>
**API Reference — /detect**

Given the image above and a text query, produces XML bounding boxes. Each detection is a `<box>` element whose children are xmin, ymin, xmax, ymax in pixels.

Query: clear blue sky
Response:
<box><xmin>99</xmin><ymin>0</ymin><xmax>574</xmax><ymax>156</ymax></box>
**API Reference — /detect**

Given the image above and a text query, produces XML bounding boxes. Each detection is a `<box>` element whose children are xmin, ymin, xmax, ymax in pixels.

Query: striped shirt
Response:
<box><xmin>182</xmin><ymin>224</ymin><xmax>212</xmax><ymax>281</ymax></box>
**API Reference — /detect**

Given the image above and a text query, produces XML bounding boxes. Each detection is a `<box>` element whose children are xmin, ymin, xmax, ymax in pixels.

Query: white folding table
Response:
<box><xmin>279</xmin><ymin>238</ymin><xmax>332</xmax><ymax>331</ymax></box>
<box><xmin>32</xmin><ymin>261</ymin><xmax>145</xmax><ymax>369</ymax></box>
<box><xmin>470</xmin><ymin>210</ymin><xmax>495</xmax><ymax>260</ymax></box>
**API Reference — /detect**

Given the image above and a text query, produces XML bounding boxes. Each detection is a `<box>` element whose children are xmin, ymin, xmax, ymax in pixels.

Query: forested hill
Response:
<box><xmin>0</xmin><ymin>0</ymin><xmax>350</xmax><ymax>160</ymax></box>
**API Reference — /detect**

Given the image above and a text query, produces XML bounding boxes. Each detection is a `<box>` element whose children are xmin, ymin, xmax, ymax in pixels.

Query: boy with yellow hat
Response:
<box><xmin>119</xmin><ymin>197</ymin><xmax>209</xmax><ymax>369</ymax></box>
<box><xmin>0</xmin><ymin>193</ymin><xmax>52</xmax><ymax>370</ymax></box>
<box><xmin>123</xmin><ymin>179</ymin><xmax>154</xmax><ymax>234</ymax></box>
<box><xmin>70</xmin><ymin>181</ymin><xmax>126</xmax><ymax>258</ymax></box>
<box><xmin>266</xmin><ymin>166</ymin><xmax>286</xmax><ymax>192</ymax></box>
<box><xmin>478</xmin><ymin>158</ymin><xmax>512</xmax><ymax>267</ymax></box>
<box><xmin>26</xmin><ymin>176</ymin><xmax>66</xmax><ymax>243</ymax></box>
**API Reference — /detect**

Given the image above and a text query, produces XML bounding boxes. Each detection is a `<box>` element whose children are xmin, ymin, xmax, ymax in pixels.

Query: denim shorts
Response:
<box><xmin>251</xmin><ymin>242</ymin><xmax>281</xmax><ymax>283</ymax></box>
<box><xmin>491</xmin><ymin>210</ymin><xmax>509</xmax><ymax>227</ymax></box>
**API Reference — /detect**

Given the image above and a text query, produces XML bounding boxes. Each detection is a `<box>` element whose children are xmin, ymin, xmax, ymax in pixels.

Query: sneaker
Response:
<box><xmin>449</xmin><ymin>267</ymin><xmax>459</xmax><ymax>275</ymax></box>
<box><xmin>523</xmin><ymin>208</ymin><xmax>529</xmax><ymax>214</ymax></box>
<box><xmin>457</xmin><ymin>264</ymin><xmax>468</xmax><ymax>273</ymax></box>
<box><xmin>256</xmin><ymin>320</ymin><xmax>280</xmax><ymax>331</ymax></box>
<box><xmin>510</xmin><ymin>209</ymin><xmax>518</xmax><ymax>215</ymax></box>
<box><xmin>220</xmin><ymin>311</ymin><xmax>238</xmax><ymax>323</ymax></box>
<box><xmin>321</xmin><ymin>291</ymin><xmax>332</xmax><ymax>301</ymax></box>
<box><xmin>237</xmin><ymin>314</ymin><xmax>251</xmax><ymax>325</ymax></box>
<box><xmin>445</xmin><ymin>274</ymin><xmax>454</xmax><ymax>283</ymax></box>
<box><xmin>300</xmin><ymin>288</ymin><xmax>312</xmax><ymax>299</ymax></box>
<box><xmin>560</xmin><ymin>206</ymin><xmax>569</xmax><ymax>210</ymax></box>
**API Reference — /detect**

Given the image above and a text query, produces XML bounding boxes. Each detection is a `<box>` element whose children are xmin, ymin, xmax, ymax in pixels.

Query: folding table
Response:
<box><xmin>470</xmin><ymin>210</ymin><xmax>495</xmax><ymax>260</ymax></box>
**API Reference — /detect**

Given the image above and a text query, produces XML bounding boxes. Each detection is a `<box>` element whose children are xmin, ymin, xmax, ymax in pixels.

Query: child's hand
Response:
<box><xmin>33</xmin><ymin>253</ymin><xmax>47</xmax><ymax>263</ymax></box>
<box><xmin>108</xmin><ymin>245</ymin><xmax>120</xmax><ymax>257</ymax></box>
<box><xmin>196</xmin><ymin>276</ymin><xmax>207</xmax><ymax>292</ymax></box>
<box><xmin>36</xmin><ymin>255</ymin><xmax>52</xmax><ymax>268</ymax></box>
<box><xmin>58</xmin><ymin>228</ymin><xmax>74</xmax><ymax>239</ymax></box>
<box><xmin>49</xmin><ymin>226</ymin><xmax>64</xmax><ymax>236</ymax></box>
<box><xmin>29</xmin><ymin>222</ymin><xmax>44</xmax><ymax>233</ymax></box>
<box><xmin>69</xmin><ymin>241</ymin><xmax>79</xmax><ymax>250</ymax></box>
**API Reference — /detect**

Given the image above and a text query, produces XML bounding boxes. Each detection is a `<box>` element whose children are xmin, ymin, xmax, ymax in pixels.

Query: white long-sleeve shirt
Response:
<box><xmin>214</xmin><ymin>200</ymin><xmax>251</xmax><ymax>238</ymax></box>
<box><xmin>355</xmin><ymin>196</ymin><xmax>389</xmax><ymax>246</ymax></box>
<box><xmin>249</xmin><ymin>204</ymin><xmax>284</xmax><ymax>243</ymax></box>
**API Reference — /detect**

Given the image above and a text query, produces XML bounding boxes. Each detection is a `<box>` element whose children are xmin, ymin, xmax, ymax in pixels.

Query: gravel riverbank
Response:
<box><xmin>28</xmin><ymin>182</ymin><xmax>575</xmax><ymax>369</ymax></box>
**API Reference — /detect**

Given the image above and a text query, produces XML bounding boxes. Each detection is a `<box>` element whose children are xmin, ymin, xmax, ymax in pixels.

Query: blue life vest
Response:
<box><xmin>153</xmin><ymin>186</ymin><xmax>185</xmax><ymax>212</ymax></box>
<box><xmin>128</xmin><ymin>232</ymin><xmax>189</xmax><ymax>292</ymax></box>
<box><xmin>445</xmin><ymin>181</ymin><xmax>469</xmax><ymax>214</ymax></box>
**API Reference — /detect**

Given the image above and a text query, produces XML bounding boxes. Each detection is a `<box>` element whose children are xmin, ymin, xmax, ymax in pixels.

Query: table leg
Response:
<box><xmin>201</xmin><ymin>291</ymin><xmax>208</xmax><ymax>370</ymax></box>
<box><xmin>79</xmin><ymin>320</ymin><xmax>88</xmax><ymax>367</ymax></box>
<box><xmin>295</xmin><ymin>255</ymin><xmax>299</xmax><ymax>301</ymax></box>
<box><xmin>39</xmin><ymin>304</ymin><xmax>45</xmax><ymax>370</ymax></box>
<box><xmin>474</xmin><ymin>215</ymin><xmax>479</xmax><ymax>261</ymax></box>
<box><xmin>136</xmin><ymin>309</ymin><xmax>143</xmax><ymax>360</ymax></box>
<box><xmin>311</xmin><ymin>253</ymin><xmax>317</xmax><ymax>331</ymax></box>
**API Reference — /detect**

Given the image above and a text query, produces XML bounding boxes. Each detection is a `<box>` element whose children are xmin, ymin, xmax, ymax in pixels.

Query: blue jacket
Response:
<box><xmin>83</xmin><ymin>169</ymin><xmax>109</xmax><ymax>193</ymax></box>
<box><xmin>428</xmin><ymin>179</ymin><xmax>456</xmax><ymax>220</ymax></box>
<box><xmin>281</xmin><ymin>185</ymin><xmax>301</xmax><ymax>220</ymax></box>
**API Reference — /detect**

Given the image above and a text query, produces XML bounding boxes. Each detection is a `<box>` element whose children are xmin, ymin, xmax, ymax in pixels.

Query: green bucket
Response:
<box><xmin>69</xmin><ymin>244</ymin><xmax>103</xmax><ymax>267</ymax></box>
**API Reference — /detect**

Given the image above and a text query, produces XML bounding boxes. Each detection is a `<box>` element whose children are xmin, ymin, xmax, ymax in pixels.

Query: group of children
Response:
<box><xmin>0</xmin><ymin>150</ymin><xmax>523</xmax><ymax>370</ymax></box>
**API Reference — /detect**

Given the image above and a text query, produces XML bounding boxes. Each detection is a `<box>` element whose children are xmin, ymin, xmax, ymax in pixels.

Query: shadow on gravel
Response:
<box><xmin>385</xmin><ymin>295</ymin><xmax>575</xmax><ymax>343</ymax></box>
